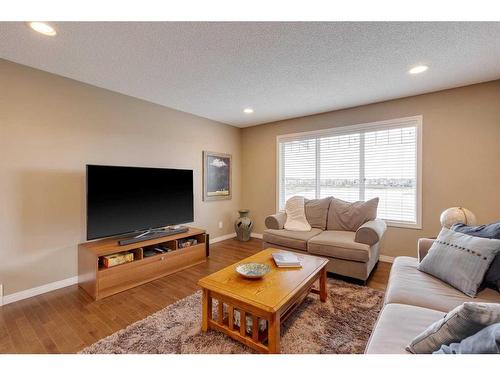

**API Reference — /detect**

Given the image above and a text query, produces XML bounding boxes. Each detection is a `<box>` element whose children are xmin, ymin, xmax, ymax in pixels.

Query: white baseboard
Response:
<box><xmin>2</xmin><ymin>276</ymin><xmax>78</xmax><ymax>306</ymax></box>
<box><xmin>210</xmin><ymin>232</ymin><xmax>236</xmax><ymax>244</ymax></box>
<box><xmin>1</xmin><ymin>233</ymin><xmax>237</xmax><ymax>307</ymax></box>
<box><xmin>210</xmin><ymin>232</ymin><xmax>265</xmax><ymax>243</ymax></box>
<box><xmin>0</xmin><ymin>233</ymin><xmax>248</xmax><ymax>307</ymax></box>
<box><xmin>210</xmin><ymin>232</ymin><xmax>264</xmax><ymax>243</ymax></box>
<box><xmin>379</xmin><ymin>255</ymin><xmax>395</xmax><ymax>264</ymax></box>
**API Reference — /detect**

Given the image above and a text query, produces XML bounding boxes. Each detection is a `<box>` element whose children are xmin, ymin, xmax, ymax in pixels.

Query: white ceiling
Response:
<box><xmin>1</xmin><ymin>22</ymin><xmax>500</xmax><ymax>127</ymax></box>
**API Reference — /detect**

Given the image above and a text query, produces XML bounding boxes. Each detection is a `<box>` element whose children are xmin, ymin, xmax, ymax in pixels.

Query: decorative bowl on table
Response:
<box><xmin>236</xmin><ymin>262</ymin><xmax>271</xmax><ymax>279</ymax></box>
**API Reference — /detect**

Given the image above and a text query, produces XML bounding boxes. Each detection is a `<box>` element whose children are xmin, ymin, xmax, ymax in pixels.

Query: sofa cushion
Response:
<box><xmin>435</xmin><ymin>323</ymin><xmax>500</xmax><ymax>354</ymax></box>
<box><xmin>451</xmin><ymin>221</ymin><xmax>500</xmax><ymax>292</ymax></box>
<box><xmin>365</xmin><ymin>303</ymin><xmax>444</xmax><ymax>354</ymax></box>
<box><xmin>327</xmin><ymin>197</ymin><xmax>378</xmax><ymax>231</ymax></box>
<box><xmin>417</xmin><ymin>228</ymin><xmax>500</xmax><ymax>297</ymax></box>
<box><xmin>407</xmin><ymin>302</ymin><xmax>500</xmax><ymax>354</ymax></box>
<box><xmin>304</xmin><ymin>197</ymin><xmax>332</xmax><ymax>230</ymax></box>
<box><xmin>451</xmin><ymin>221</ymin><xmax>500</xmax><ymax>239</ymax></box>
<box><xmin>284</xmin><ymin>196</ymin><xmax>311</xmax><ymax>231</ymax></box>
<box><xmin>308</xmin><ymin>230</ymin><xmax>371</xmax><ymax>262</ymax></box>
<box><xmin>385</xmin><ymin>257</ymin><xmax>500</xmax><ymax>313</ymax></box>
<box><xmin>262</xmin><ymin>228</ymin><xmax>322</xmax><ymax>251</ymax></box>
<box><xmin>483</xmin><ymin>255</ymin><xmax>500</xmax><ymax>292</ymax></box>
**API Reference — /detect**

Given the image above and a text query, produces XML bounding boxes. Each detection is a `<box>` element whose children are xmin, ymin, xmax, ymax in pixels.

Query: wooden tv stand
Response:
<box><xmin>78</xmin><ymin>227</ymin><xmax>208</xmax><ymax>300</ymax></box>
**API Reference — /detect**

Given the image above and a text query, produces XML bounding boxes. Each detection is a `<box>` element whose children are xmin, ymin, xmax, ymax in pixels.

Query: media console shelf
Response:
<box><xmin>78</xmin><ymin>227</ymin><xmax>209</xmax><ymax>300</ymax></box>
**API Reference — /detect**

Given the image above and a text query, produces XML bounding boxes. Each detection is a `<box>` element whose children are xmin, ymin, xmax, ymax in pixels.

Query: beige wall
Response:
<box><xmin>0</xmin><ymin>60</ymin><xmax>242</xmax><ymax>295</ymax></box>
<box><xmin>242</xmin><ymin>80</ymin><xmax>500</xmax><ymax>258</ymax></box>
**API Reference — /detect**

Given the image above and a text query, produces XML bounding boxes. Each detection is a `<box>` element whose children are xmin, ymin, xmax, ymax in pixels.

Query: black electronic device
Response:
<box><xmin>86</xmin><ymin>165</ymin><xmax>193</xmax><ymax>241</ymax></box>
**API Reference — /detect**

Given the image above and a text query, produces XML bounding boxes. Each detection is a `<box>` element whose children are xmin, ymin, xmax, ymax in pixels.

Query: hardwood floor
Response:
<box><xmin>0</xmin><ymin>238</ymin><xmax>391</xmax><ymax>354</ymax></box>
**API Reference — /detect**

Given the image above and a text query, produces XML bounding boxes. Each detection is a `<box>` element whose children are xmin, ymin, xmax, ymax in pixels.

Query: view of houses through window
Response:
<box><xmin>278</xmin><ymin>117</ymin><xmax>420</xmax><ymax>226</ymax></box>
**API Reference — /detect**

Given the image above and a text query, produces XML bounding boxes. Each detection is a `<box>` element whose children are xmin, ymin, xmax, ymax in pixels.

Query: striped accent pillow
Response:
<box><xmin>418</xmin><ymin>228</ymin><xmax>500</xmax><ymax>297</ymax></box>
<box><xmin>407</xmin><ymin>302</ymin><xmax>500</xmax><ymax>354</ymax></box>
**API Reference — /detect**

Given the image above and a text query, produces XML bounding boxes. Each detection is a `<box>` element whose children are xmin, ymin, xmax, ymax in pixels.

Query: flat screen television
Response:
<box><xmin>86</xmin><ymin>165</ymin><xmax>194</xmax><ymax>240</ymax></box>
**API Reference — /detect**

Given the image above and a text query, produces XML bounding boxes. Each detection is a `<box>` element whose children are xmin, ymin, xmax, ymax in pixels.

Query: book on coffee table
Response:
<box><xmin>272</xmin><ymin>252</ymin><xmax>302</xmax><ymax>268</ymax></box>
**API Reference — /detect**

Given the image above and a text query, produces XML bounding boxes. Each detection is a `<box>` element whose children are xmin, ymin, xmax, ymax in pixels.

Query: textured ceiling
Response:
<box><xmin>1</xmin><ymin>22</ymin><xmax>500</xmax><ymax>127</ymax></box>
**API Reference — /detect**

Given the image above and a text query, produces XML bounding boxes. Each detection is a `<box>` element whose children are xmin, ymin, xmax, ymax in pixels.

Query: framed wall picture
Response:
<box><xmin>203</xmin><ymin>151</ymin><xmax>232</xmax><ymax>201</ymax></box>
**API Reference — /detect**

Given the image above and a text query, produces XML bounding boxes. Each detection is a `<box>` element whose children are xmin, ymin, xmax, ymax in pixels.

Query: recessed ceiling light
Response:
<box><xmin>408</xmin><ymin>65</ymin><xmax>429</xmax><ymax>75</ymax></box>
<box><xmin>243</xmin><ymin>108</ymin><xmax>254</xmax><ymax>114</ymax></box>
<box><xmin>28</xmin><ymin>22</ymin><xmax>57</xmax><ymax>36</ymax></box>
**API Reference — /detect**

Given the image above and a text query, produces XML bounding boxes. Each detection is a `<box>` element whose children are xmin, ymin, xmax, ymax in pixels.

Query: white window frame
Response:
<box><xmin>276</xmin><ymin>115</ymin><xmax>423</xmax><ymax>229</ymax></box>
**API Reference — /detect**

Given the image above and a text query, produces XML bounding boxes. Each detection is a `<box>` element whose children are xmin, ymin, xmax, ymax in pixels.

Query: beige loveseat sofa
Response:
<box><xmin>263</xmin><ymin>197</ymin><xmax>387</xmax><ymax>282</ymax></box>
<box><xmin>365</xmin><ymin>238</ymin><xmax>500</xmax><ymax>353</ymax></box>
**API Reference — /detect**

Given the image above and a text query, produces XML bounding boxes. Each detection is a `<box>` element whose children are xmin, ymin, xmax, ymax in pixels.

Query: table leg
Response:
<box><xmin>201</xmin><ymin>288</ymin><xmax>212</xmax><ymax>332</ymax></box>
<box><xmin>268</xmin><ymin>313</ymin><xmax>281</xmax><ymax>354</ymax></box>
<box><xmin>319</xmin><ymin>267</ymin><xmax>327</xmax><ymax>302</ymax></box>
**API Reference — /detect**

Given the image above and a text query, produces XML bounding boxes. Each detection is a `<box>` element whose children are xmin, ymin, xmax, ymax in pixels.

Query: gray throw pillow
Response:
<box><xmin>451</xmin><ymin>221</ymin><xmax>500</xmax><ymax>292</ymax></box>
<box><xmin>434</xmin><ymin>323</ymin><xmax>500</xmax><ymax>354</ymax></box>
<box><xmin>418</xmin><ymin>228</ymin><xmax>500</xmax><ymax>297</ymax></box>
<box><xmin>483</xmin><ymin>256</ymin><xmax>500</xmax><ymax>292</ymax></box>
<box><xmin>327</xmin><ymin>197</ymin><xmax>378</xmax><ymax>231</ymax></box>
<box><xmin>451</xmin><ymin>222</ymin><xmax>500</xmax><ymax>240</ymax></box>
<box><xmin>304</xmin><ymin>197</ymin><xmax>332</xmax><ymax>230</ymax></box>
<box><xmin>407</xmin><ymin>302</ymin><xmax>500</xmax><ymax>354</ymax></box>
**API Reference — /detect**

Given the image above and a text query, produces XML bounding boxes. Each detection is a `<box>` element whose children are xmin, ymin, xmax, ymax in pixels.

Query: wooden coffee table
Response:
<box><xmin>198</xmin><ymin>248</ymin><xmax>328</xmax><ymax>353</ymax></box>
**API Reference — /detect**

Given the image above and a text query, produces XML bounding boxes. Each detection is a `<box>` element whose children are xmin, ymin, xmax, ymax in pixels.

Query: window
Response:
<box><xmin>277</xmin><ymin>116</ymin><xmax>422</xmax><ymax>228</ymax></box>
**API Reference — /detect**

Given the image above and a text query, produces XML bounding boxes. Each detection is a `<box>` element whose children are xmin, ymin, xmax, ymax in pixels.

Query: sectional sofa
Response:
<box><xmin>365</xmin><ymin>238</ymin><xmax>500</xmax><ymax>353</ymax></box>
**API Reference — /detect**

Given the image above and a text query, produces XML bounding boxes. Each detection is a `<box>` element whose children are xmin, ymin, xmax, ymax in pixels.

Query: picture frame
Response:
<box><xmin>203</xmin><ymin>151</ymin><xmax>232</xmax><ymax>201</ymax></box>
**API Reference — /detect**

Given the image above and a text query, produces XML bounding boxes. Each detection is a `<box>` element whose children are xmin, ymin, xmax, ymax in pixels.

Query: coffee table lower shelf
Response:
<box><xmin>200</xmin><ymin>266</ymin><xmax>327</xmax><ymax>354</ymax></box>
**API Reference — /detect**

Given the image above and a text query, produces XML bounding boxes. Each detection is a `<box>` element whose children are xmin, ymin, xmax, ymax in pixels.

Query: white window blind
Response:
<box><xmin>278</xmin><ymin>116</ymin><xmax>421</xmax><ymax>228</ymax></box>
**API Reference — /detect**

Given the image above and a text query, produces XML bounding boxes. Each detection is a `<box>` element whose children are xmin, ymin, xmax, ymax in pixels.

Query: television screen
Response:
<box><xmin>86</xmin><ymin>165</ymin><xmax>194</xmax><ymax>240</ymax></box>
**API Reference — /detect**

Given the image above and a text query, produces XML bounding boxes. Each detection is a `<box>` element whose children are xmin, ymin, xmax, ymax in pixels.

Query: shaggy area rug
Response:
<box><xmin>80</xmin><ymin>279</ymin><xmax>384</xmax><ymax>354</ymax></box>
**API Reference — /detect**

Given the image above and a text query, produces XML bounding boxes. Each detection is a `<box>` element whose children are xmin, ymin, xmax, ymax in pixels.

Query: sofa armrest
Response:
<box><xmin>418</xmin><ymin>238</ymin><xmax>435</xmax><ymax>262</ymax></box>
<box><xmin>265</xmin><ymin>211</ymin><xmax>287</xmax><ymax>230</ymax></box>
<box><xmin>355</xmin><ymin>219</ymin><xmax>387</xmax><ymax>246</ymax></box>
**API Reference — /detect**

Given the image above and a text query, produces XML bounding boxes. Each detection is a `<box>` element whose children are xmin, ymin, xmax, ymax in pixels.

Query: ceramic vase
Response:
<box><xmin>235</xmin><ymin>209</ymin><xmax>254</xmax><ymax>241</ymax></box>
